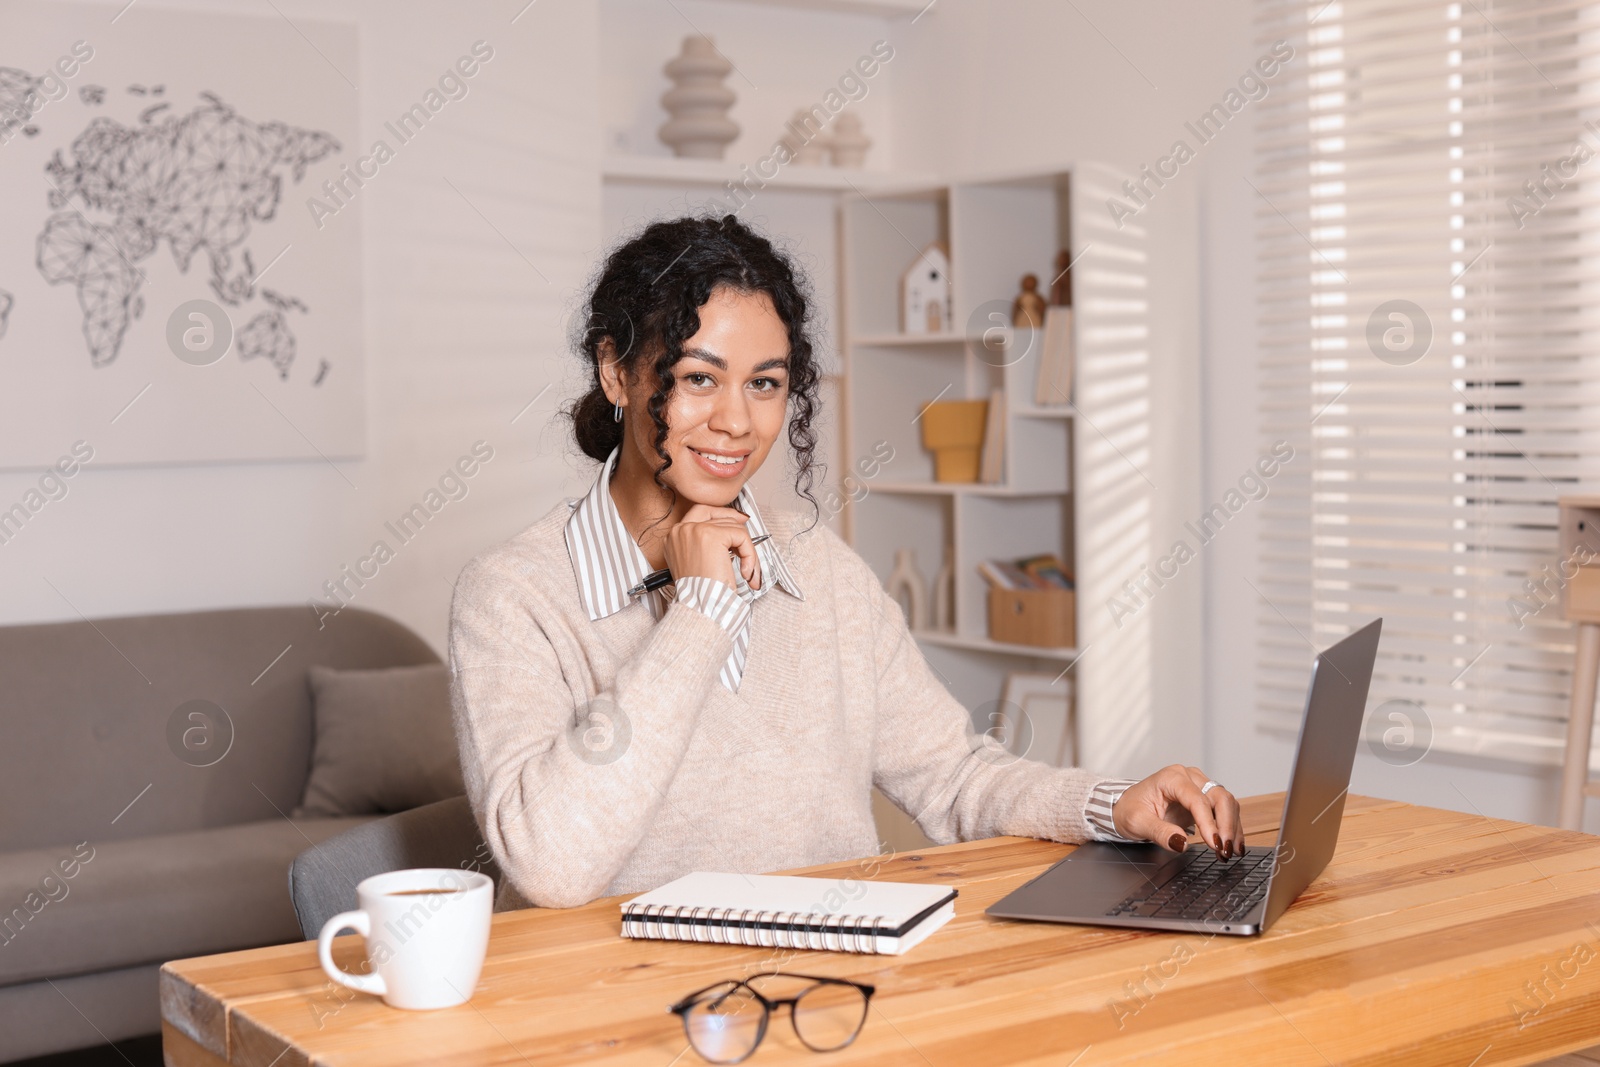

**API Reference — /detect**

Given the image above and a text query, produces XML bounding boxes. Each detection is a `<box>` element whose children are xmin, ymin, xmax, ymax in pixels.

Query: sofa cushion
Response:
<box><xmin>294</xmin><ymin>664</ymin><xmax>464</xmax><ymax>818</ymax></box>
<box><xmin>0</xmin><ymin>606</ymin><xmax>440</xmax><ymax>853</ymax></box>
<box><xmin>0</xmin><ymin>817</ymin><xmax>369</xmax><ymax>988</ymax></box>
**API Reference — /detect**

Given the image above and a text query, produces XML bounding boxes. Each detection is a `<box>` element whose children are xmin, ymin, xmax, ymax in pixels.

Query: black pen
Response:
<box><xmin>627</xmin><ymin>534</ymin><xmax>771</xmax><ymax>598</ymax></box>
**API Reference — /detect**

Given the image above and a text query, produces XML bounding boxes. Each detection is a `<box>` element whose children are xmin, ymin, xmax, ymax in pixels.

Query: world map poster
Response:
<box><xmin>0</xmin><ymin>1</ymin><xmax>363</xmax><ymax>467</ymax></box>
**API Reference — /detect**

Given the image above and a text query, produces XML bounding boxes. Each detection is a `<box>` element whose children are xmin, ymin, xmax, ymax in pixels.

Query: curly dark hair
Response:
<box><xmin>567</xmin><ymin>213</ymin><xmax>823</xmax><ymax>521</ymax></box>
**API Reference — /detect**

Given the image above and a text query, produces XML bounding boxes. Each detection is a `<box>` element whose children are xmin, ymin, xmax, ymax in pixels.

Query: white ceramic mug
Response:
<box><xmin>317</xmin><ymin>867</ymin><xmax>493</xmax><ymax>1010</ymax></box>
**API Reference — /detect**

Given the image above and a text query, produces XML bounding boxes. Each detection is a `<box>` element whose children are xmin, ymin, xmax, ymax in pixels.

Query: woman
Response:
<box><xmin>448</xmin><ymin>214</ymin><xmax>1242</xmax><ymax>911</ymax></box>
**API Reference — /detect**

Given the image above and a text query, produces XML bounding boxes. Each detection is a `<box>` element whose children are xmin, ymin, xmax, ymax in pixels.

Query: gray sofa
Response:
<box><xmin>0</xmin><ymin>606</ymin><xmax>440</xmax><ymax>1063</ymax></box>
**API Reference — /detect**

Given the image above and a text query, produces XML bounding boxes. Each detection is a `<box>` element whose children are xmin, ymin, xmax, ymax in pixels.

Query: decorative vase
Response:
<box><xmin>658</xmin><ymin>36</ymin><xmax>739</xmax><ymax>160</ymax></box>
<box><xmin>781</xmin><ymin>108</ymin><xmax>831</xmax><ymax>165</ymax></box>
<box><xmin>933</xmin><ymin>552</ymin><xmax>955</xmax><ymax>632</ymax></box>
<box><xmin>885</xmin><ymin>548</ymin><xmax>929</xmax><ymax>631</ymax></box>
<box><xmin>830</xmin><ymin>112</ymin><xmax>871</xmax><ymax>168</ymax></box>
<box><xmin>919</xmin><ymin>398</ymin><xmax>989</xmax><ymax>483</ymax></box>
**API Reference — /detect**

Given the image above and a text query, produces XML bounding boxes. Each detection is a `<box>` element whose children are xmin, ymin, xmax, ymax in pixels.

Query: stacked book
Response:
<box><xmin>978</xmin><ymin>553</ymin><xmax>1074</xmax><ymax>591</ymax></box>
<box><xmin>979</xmin><ymin>388</ymin><xmax>1004</xmax><ymax>483</ymax></box>
<box><xmin>1034</xmin><ymin>305</ymin><xmax>1073</xmax><ymax>407</ymax></box>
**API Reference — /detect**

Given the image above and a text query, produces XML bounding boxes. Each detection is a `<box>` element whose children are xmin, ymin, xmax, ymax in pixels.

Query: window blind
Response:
<box><xmin>1255</xmin><ymin>0</ymin><xmax>1600</xmax><ymax>764</ymax></box>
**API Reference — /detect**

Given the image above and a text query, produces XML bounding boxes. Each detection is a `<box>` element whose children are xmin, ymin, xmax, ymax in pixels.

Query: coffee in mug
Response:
<box><xmin>317</xmin><ymin>867</ymin><xmax>493</xmax><ymax>1010</ymax></box>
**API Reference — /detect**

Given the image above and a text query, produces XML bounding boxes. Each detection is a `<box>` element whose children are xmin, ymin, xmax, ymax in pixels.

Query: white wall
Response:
<box><xmin>0</xmin><ymin>0</ymin><xmax>602</xmax><ymax>656</ymax></box>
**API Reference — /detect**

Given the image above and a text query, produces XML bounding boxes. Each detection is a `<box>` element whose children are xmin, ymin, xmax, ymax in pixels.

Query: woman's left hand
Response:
<box><xmin>1111</xmin><ymin>765</ymin><xmax>1245</xmax><ymax>859</ymax></box>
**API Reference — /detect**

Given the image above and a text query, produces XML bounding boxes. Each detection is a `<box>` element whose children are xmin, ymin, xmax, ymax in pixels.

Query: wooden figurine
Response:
<box><xmin>1012</xmin><ymin>273</ymin><xmax>1047</xmax><ymax>328</ymax></box>
<box><xmin>1049</xmin><ymin>249</ymin><xmax>1073</xmax><ymax>307</ymax></box>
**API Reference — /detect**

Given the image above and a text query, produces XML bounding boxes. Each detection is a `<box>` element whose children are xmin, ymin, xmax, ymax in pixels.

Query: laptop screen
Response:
<box><xmin>1260</xmin><ymin>618</ymin><xmax>1383</xmax><ymax>929</ymax></box>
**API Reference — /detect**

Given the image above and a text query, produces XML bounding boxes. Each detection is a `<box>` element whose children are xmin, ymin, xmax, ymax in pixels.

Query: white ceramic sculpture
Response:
<box><xmin>901</xmin><ymin>242</ymin><xmax>952</xmax><ymax>335</ymax></box>
<box><xmin>885</xmin><ymin>548</ymin><xmax>929</xmax><ymax>631</ymax></box>
<box><xmin>781</xmin><ymin>109</ymin><xmax>831</xmax><ymax>165</ymax></box>
<box><xmin>830</xmin><ymin>112</ymin><xmax>871</xmax><ymax>168</ymax></box>
<box><xmin>659</xmin><ymin>36</ymin><xmax>738</xmax><ymax>160</ymax></box>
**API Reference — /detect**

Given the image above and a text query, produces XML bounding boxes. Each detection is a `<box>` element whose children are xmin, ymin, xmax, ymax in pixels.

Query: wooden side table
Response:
<box><xmin>1558</xmin><ymin>495</ymin><xmax>1600</xmax><ymax>830</ymax></box>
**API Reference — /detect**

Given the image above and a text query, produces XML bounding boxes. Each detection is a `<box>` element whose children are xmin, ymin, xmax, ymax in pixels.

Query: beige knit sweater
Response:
<box><xmin>448</xmin><ymin>499</ymin><xmax>1117</xmax><ymax>910</ymax></box>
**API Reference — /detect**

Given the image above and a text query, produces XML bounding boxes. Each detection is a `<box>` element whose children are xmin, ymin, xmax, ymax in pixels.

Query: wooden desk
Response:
<box><xmin>162</xmin><ymin>795</ymin><xmax>1600</xmax><ymax>1066</ymax></box>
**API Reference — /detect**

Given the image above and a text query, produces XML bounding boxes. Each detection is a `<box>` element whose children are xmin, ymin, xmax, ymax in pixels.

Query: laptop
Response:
<box><xmin>987</xmin><ymin>618</ymin><xmax>1382</xmax><ymax>937</ymax></box>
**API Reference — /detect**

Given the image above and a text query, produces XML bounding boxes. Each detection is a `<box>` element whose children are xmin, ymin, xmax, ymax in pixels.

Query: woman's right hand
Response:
<box><xmin>664</xmin><ymin>504</ymin><xmax>761</xmax><ymax>590</ymax></box>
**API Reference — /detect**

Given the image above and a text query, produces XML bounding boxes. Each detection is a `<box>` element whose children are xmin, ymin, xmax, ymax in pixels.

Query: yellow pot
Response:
<box><xmin>920</xmin><ymin>399</ymin><xmax>988</xmax><ymax>483</ymax></box>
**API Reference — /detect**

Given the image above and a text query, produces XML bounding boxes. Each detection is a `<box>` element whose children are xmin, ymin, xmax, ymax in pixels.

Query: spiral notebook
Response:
<box><xmin>620</xmin><ymin>872</ymin><xmax>958</xmax><ymax>956</ymax></box>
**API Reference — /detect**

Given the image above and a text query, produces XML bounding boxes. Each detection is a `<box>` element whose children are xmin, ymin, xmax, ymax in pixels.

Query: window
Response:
<box><xmin>1255</xmin><ymin>0</ymin><xmax>1600</xmax><ymax>763</ymax></box>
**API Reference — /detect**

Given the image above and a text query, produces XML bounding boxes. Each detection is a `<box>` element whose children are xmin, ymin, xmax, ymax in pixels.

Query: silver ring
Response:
<box><xmin>1201</xmin><ymin>780</ymin><xmax>1221</xmax><ymax>796</ymax></box>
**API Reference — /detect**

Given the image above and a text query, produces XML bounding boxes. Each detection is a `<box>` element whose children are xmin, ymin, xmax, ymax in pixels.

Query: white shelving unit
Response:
<box><xmin>715</xmin><ymin>0</ymin><xmax>930</xmax><ymax>14</ymax></box>
<box><xmin>601</xmin><ymin>155</ymin><xmax>934</xmax><ymax>193</ymax></box>
<box><xmin>835</xmin><ymin>173</ymin><xmax>1096</xmax><ymax>763</ymax></box>
<box><xmin>915</xmin><ymin>630</ymin><xmax>1081</xmax><ymax>661</ymax></box>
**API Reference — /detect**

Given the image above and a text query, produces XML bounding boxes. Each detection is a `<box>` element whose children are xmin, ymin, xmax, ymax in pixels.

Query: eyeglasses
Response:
<box><xmin>668</xmin><ymin>973</ymin><xmax>876</xmax><ymax>1063</ymax></box>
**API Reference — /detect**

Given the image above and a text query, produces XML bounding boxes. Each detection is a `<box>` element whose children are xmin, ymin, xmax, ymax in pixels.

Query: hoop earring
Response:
<box><xmin>613</xmin><ymin>402</ymin><xmax>623</xmax><ymax>423</ymax></box>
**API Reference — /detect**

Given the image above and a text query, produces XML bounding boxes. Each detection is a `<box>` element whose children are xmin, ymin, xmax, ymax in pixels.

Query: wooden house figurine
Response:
<box><xmin>901</xmin><ymin>241</ymin><xmax>952</xmax><ymax>334</ymax></box>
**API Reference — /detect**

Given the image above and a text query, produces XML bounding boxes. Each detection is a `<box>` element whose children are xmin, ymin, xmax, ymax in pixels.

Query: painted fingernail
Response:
<box><xmin>1213</xmin><ymin>834</ymin><xmax>1222</xmax><ymax>851</ymax></box>
<box><xmin>1168</xmin><ymin>832</ymin><xmax>1186</xmax><ymax>852</ymax></box>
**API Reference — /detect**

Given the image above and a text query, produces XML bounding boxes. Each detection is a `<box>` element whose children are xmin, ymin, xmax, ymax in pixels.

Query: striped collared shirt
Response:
<box><xmin>564</xmin><ymin>446</ymin><xmax>803</xmax><ymax>693</ymax></box>
<box><xmin>1085</xmin><ymin>778</ymin><xmax>1139</xmax><ymax>842</ymax></box>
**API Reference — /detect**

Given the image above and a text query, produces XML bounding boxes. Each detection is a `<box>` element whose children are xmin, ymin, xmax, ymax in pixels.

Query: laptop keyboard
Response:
<box><xmin>1105</xmin><ymin>847</ymin><xmax>1273</xmax><ymax>923</ymax></box>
